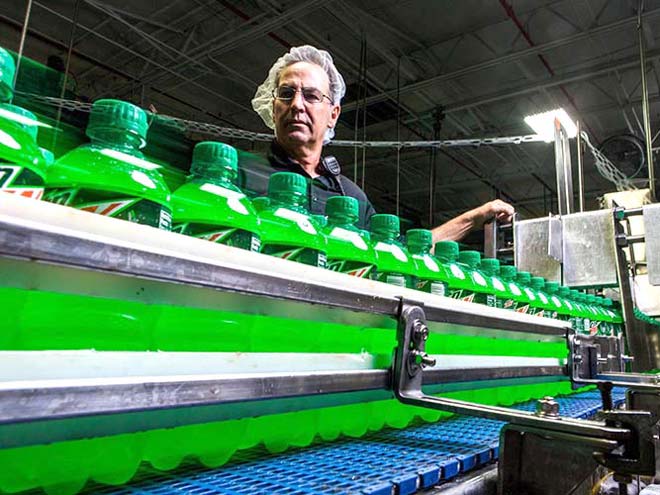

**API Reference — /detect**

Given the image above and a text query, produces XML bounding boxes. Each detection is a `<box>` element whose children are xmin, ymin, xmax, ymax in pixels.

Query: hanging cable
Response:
<box><xmin>395</xmin><ymin>56</ymin><xmax>401</xmax><ymax>218</ymax></box>
<box><xmin>353</xmin><ymin>38</ymin><xmax>365</xmax><ymax>183</ymax></box>
<box><xmin>52</xmin><ymin>0</ymin><xmax>81</xmax><ymax>151</ymax></box>
<box><xmin>360</xmin><ymin>37</ymin><xmax>368</xmax><ymax>191</ymax></box>
<box><xmin>12</xmin><ymin>0</ymin><xmax>34</xmax><ymax>96</ymax></box>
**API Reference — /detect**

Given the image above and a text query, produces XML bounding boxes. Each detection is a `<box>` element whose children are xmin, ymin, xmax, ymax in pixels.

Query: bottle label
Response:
<box><xmin>261</xmin><ymin>244</ymin><xmax>326</xmax><ymax>268</ymax></box>
<box><xmin>503</xmin><ymin>298</ymin><xmax>517</xmax><ymax>310</ymax></box>
<box><xmin>373</xmin><ymin>271</ymin><xmax>407</xmax><ymax>287</ymax></box>
<box><xmin>327</xmin><ymin>259</ymin><xmax>373</xmax><ymax>278</ymax></box>
<box><xmin>588</xmin><ymin>320</ymin><xmax>599</xmax><ymax>336</ymax></box>
<box><xmin>416</xmin><ymin>279</ymin><xmax>447</xmax><ymax>296</ymax></box>
<box><xmin>538</xmin><ymin>293</ymin><xmax>549</xmax><ymax>304</ymax></box>
<box><xmin>486</xmin><ymin>294</ymin><xmax>497</xmax><ymax>308</ymax></box>
<box><xmin>173</xmin><ymin>223</ymin><xmax>261</xmax><ymax>252</ymax></box>
<box><xmin>516</xmin><ymin>304</ymin><xmax>530</xmax><ymax>314</ymax></box>
<box><xmin>413</xmin><ymin>254</ymin><xmax>440</xmax><ymax>272</ymax></box>
<box><xmin>0</xmin><ymin>163</ymin><xmax>44</xmax><ymax>199</ymax></box>
<box><xmin>44</xmin><ymin>187</ymin><xmax>171</xmax><ymax>229</ymax></box>
<box><xmin>551</xmin><ymin>296</ymin><xmax>562</xmax><ymax>308</ymax></box>
<box><xmin>329</xmin><ymin>227</ymin><xmax>368</xmax><ymax>250</ymax></box>
<box><xmin>448</xmin><ymin>289</ymin><xmax>489</xmax><ymax>305</ymax></box>
<box><xmin>374</xmin><ymin>242</ymin><xmax>408</xmax><ymax>262</ymax></box>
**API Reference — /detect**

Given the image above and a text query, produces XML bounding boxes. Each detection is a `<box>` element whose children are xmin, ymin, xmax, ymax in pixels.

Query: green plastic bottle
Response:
<box><xmin>515</xmin><ymin>271</ymin><xmax>538</xmax><ymax>314</ymax></box>
<box><xmin>604</xmin><ymin>297</ymin><xmax>623</xmax><ymax>335</ymax></box>
<box><xmin>370</xmin><ymin>214</ymin><xmax>415</xmax><ymax>288</ymax></box>
<box><xmin>569</xmin><ymin>289</ymin><xmax>585</xmax><ymax>333</ymax></box>
<box><xmin>0</xmin><ymin>51</ymin><xmax>49</xmax><ymax>201</ymax></box>
<box><xmin>457</xmin><ymin>250</ymin><xmax>494</xmax><ymax>306</ymax></box>
<box><xmin>500</xmin><ymin>266</ymin><xmax>528</xmax><ymax>312</ymax></box>
<box><xmin>323</xmin><ymin>196</ymin><xmax>376</xmax><ymax>278</ymax></box>
<box><xmin>258</xmin><ymin>172</ymin><xmax>327</xmax><ymax>267</ymax></box>
<box><xmin>44</xmin><ymin>99</ymin><xmax>172</xmax><ymax>229</ymax></box>
<box><xmin>480</xmin><ymin>258</ymin><xmax>514</xmax><ymax>309</ymax></box>
<box><xmin>170</xmin><ymin>141</ymin><xmax>260</xmax><ymax>251</ymax></box>
<box><xmin>406</xmin><ymin>229</ymin><xmax>448</xmax><ymax>296</ymax></box>
<box><xmin>544</xmin><ymin>281</ymin><xmax>567</xmax><ymax>320</ymax></box>
<box><xmin>529</xmin><ymin>276</ymin><xmax>552</xmax><ymax>318</ymax></box>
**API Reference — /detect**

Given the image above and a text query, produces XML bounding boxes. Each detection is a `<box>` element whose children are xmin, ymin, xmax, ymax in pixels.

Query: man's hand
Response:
<box><xmin>431</xmin><ymin>199</ymin><xmax>515</xmax><ymax>243</ymax></box>
<box><xmin>472</xmin><ymin>199</ymin><xmax>515</xmax><ymax>229</ymax></box>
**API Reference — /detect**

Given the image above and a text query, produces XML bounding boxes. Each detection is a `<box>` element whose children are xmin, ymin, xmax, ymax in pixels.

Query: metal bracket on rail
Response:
<box><xmin>392</xmin><ymin>300</ymin><xmax>659</xmax><ymax>493</ymax></box>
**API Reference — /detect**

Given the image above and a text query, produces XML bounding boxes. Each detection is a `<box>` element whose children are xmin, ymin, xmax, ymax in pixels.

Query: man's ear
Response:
<box><xmin>329</xmin><ymin>104</ymin><xmax>341</xmax><ymax>128</ymax></box>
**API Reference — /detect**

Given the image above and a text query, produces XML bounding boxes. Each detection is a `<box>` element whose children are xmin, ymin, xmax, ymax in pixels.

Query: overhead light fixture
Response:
<box><xmin>524</xmin><ymin>108</ymin><xmax>577</xmax><ymax>143</ymax></box>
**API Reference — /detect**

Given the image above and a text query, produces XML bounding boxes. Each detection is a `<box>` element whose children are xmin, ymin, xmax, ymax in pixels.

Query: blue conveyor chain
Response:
<box><xmin>81</xmin><ymin>388</ymin><xmax>627</xmax><ymax>495</ymax></box>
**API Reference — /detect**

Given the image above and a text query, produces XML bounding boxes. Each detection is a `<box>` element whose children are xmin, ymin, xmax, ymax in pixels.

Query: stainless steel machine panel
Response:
<box><xmin>514</xmin><ymin>216</ymin><xmax>561</xmax><ymax>282</ymax></box>
<box><xmin>643</xmin><ymin>203</ymin><xmax>660</xmax><ymax>286</ymax></box>
<box><xmin>562</xmin><ymin>210</ymin><xmax>617</xmax><ymax>287</ymax></box>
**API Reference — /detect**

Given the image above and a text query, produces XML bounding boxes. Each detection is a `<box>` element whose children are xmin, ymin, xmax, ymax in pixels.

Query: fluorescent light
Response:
<box><xmin>524</xmin><ymin>108</ymin><xmax>577</xmax><ymax>143</ymax></box>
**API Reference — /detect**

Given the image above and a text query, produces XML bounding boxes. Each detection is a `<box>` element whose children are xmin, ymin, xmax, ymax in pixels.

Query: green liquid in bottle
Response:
<box><xmin>407</xmin><ymin>229</ymin><xmax>448</xmax><ymax>296</ymax></box>
<box><xmin>171</xmin><ymin>141</ymin><xmax>260</xmax><ymax>251</ymax></box>
<box><xmin>44</xmin><ymin>99</ymin><xmax>172</xmax><ymax>230</ymax></box>
<box><xmin>323</xmin><ymin>196</ymin><xmax>376</xmax><ymax>278</ymax></box>
<box><xmin>370</xmin><ymin>214</ymin><xmax>416</xmax><ymax>288</ymax></box>
<box><xmin>259</xmin><ymin>172</ymin><xmax>327</xmax><ymax>267</ymax></box>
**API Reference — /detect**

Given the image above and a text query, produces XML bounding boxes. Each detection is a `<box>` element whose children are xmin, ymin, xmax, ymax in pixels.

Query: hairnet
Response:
<box><xmin>251</xmin><ymin>45</ymin><xmax>346</xmax><ymax>143</ymax></box>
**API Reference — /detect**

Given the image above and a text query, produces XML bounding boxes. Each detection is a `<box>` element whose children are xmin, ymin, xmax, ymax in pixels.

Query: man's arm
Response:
<box><xmin>431</xmin><ymin>199</ymin><xmax>515</xmax><ymax>244</ymax></box>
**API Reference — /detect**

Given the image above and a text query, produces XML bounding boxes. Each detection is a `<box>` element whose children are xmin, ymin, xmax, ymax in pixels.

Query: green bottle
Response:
<box><xmin>323</xmin><ymin>196</ymin><xmax>376</xmax><ymax>278</ymax></box>
<box><xmin>529</xmin><ymin>276</ymin><xmax>552</xmax><ymax>317</ymax></box>
<box><xmin>252</xmin><ymin>196</ymin><xmax>269</xmax><ymax>212</ymax></box>
<box><xmin>44</xmin><ymin>99</ymin><xmax>172</xmax><ymax>229</ymax></box>
<box><xmin>544</xmin><ymin>281</ymin><xmax>567</xmax><ymax>320</ymax></box>
<box><xmin>370</xmin><ymin>214</ymin><xmax>415</xmax><ymax>288</ymax></box>
<box><xmin>435</xmin><ymin>241</ymin><xmax>478</xmax><ymax>303</ymax></box>
<box><xmin>258</xmin><ymin>171</ymin><xmax>327</xmax><ymax>267</ymax></box>
<box><xmin>171</xmin><ymin>141</ymin><xmax>260</xmax><ymax>251</ymax></box>
<box><xmin>604</xmin><ymin>297</ymin><xmax>623</xmax><ymax>335</ymax></box>
<box><xmin>406</xmin><ymin>229</ymin><xmax>448</xmax><ymax>296</ymax></box>
<box><xmin>0</xmin><ymin>48</ymin><xmax>50</xmax><ymax>201</ymax></box>
<box><xmin>457</xmin><ymin>250</ymin><xmax>494</xmax><ymax>306</ymax></box>
<box><xmin>516</xmin><ymin>271</ymin><xmax>539</xmax><ymax>314</ymax></box>
<box><xmin>0</xmin><ymin>103</ymin><xmax>49</xmax><ymax>200</ymax></box>
<box><xmin>595</xmin><ymin>296</ymin><xmax>613</xmax><ymax>336</ymax></box>
<box><xmin>585</xmin><ymin>294</ymin><xmax>602</xmax><ymax>335</ymax></box>
<box><xmin>480</xmin><ymin>258</ymin><xmax>514</xmax><ymax>309</ymax></box>
<box><xmin>500</xmin><ymin>265</ymin><xmax>528</xmax><ymax>312</ymax></box>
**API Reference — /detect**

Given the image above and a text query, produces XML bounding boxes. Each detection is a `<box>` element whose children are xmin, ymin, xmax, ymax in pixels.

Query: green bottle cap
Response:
<box><xmin>370</xmin><ymin>214</ymin><xmax>400</xmax><ymax>237</ymax></box>
<box><xmin>558</xmin><ymin>286</ymin><xmax>571</xmax><ymax>297</ymax></box>
<box><xmin>458</xmin><ymin>250</ymin><xmax>481</xmax><ymax>268</ymax></box>
<box><xmin>480</xmin><ymin>258</ymin><xmax>500</xmax><ymax>275</ymax></box>
<box><xmin>268</xmin><ymin>171</ymin><xmax>307</xmax><ymax>197</ymax></box>
<box><xmin>252</xmin><ymin>196</ymin><xmax>269</xmax><ymax>212</ymax></box>
<box><xmin>435</xmin><ymin>241</ymin><xmax>459</xmax><ymax>261</ymax></box>
<box><xmin>569</xmin><ymin>289</ymin><xmax>580</xmax><ymax>300</ymax></box>
<box><xmin>500</xmin><ymin>265</ymin><xmax>517</xmax><ymax>280</ymax></box>
<box><xmin>406</xmin><ymin>229</ymin><xmax>433</xmax><ymax>251</ymax></box>
<box><xmin>516</xmin><ymin>271</ymin><xmax>531</xmax><ymax>285</ymax></box>
<box><xmin>603</xmin><ymin>297</ymin><xmax>613</xmax><ymax>307</ymax></box>
<box><xmin>587</xmin><ymin>294</ymin><xmax>597</xmax><ymax>304</ymax></box>
<box><xmin>0</xmin><ymin>103</ymin><xmax>38</xmax><ymax>141</ymax></box>
<box><xmin>530</xmin><ymin>276</ymin><xmax>545</xmax><ymax>290</ymax></box>
<box><xmin>544</xmin><ymin>281</ymin><xmax>559</xmax><ymax>293</ymax></box>
<box><xmin>86</xmin><ymin>99</ymin><xmax>149</xmax><ymax>148</ymax></box>
<box><xmin>0</xmin><ymin>48</ymin><xmax>15</xmax><ymax>102</ymax></box>
<box><xmin>191</xmin><ymin>141</ymin><xmax>237</xmax><ymax>178</ymax></box>
<box><xmin>326</xmin><ymin>195</ymin><xmax>358</xmax><ymax>222</ymax></box>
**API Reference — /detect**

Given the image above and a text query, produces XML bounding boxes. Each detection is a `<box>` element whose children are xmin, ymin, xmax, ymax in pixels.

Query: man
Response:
<box><xmin>249</xmin><ymin>45</ymin><xmax>514</xmax><ymax>241</ymax></box>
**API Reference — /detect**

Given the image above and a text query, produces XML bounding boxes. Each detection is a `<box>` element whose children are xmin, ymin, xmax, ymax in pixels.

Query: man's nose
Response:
<box><xmin>289</xmin><ymin>90</ymin><xmax>306</xmax><ymax>110</ymax></box>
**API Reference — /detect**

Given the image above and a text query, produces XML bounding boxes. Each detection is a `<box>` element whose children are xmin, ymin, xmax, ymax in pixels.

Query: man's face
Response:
<box><xmin>272</xmin><ymin>61</ymin><xmax>340</xmax><ymax>149</ymax></box>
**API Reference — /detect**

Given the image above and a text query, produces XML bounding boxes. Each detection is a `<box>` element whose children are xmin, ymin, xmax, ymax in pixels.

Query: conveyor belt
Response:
<box><xmin>71</xmin><ymin>388</ymin><xmax>627</xmax><ymax>495</ymax></box>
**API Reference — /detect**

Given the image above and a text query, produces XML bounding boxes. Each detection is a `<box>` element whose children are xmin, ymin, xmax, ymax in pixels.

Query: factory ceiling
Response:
<box><xmin>1</xmin><ymin>0</ymin><xmax>658</xmax><ymax>227</ymax></box>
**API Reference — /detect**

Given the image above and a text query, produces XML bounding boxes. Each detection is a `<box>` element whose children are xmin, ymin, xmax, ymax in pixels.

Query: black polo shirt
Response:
<box><xmin>238</xmin><ymin>141</ymin><xmax>376</xmax><ymax>230</ymax></box>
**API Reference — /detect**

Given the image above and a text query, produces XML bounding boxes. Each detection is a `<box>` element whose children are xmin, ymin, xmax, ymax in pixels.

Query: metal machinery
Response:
<box><xmin>1</xmin><ymin>177</ymin><xmax>660</xmax><ymax>495</ymax></box>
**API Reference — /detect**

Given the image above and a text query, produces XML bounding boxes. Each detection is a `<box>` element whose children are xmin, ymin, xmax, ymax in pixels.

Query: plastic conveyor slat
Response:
<box><xmin>77</xmin><ymin>388</ymin><xmax>627</xmax><ymax>495</ymax></box>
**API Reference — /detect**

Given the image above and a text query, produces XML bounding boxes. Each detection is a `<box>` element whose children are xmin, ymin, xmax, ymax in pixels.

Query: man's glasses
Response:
<box><xmin>273</xmin><ymin>85</ymin><xmax>332</xmax><ymax>104</ymax></box>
